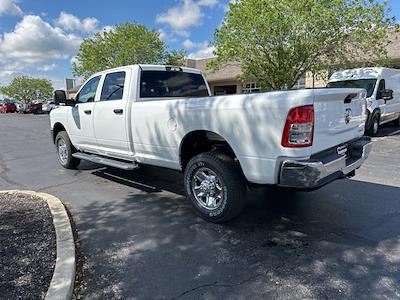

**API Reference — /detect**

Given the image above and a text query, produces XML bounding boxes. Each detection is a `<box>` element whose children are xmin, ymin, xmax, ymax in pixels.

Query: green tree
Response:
<box><xmin>165</xmin><ymin>49</ymin><xmax>187</xmax><ymax>66</ymax></box>
<box><xmin>0</xmin><ymin>76</ymin><xmax>53</xmax><ymax>103</ymax></box>
<box><xmin>211</xmin><ymin>0</ymin><xmax>397</xmax><ymax>90</ymax></box>
<box><xmin>73</xmin><ymin>23</ymin><xmax>187</xmax><ymax>79</ymax></box>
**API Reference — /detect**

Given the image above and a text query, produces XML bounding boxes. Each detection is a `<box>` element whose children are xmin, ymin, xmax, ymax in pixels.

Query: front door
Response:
<box><xmin>67</xmin><ymin>75</ymin><xmax>101</xmax><ymax>152</ymax></box>
<box><xmin>377</xmin><ymin>79</ymin><xmax>399</xmax><ymax>122</ymax></box>
<box><xmin>93</xmin><ymin>70</ymin><xmax>131</xmax><ymax>158</ymax></box>
<box><xmin>376</xmin><ymin>79</ymin><xmax>387</xmax><ymax>118</ymax></box>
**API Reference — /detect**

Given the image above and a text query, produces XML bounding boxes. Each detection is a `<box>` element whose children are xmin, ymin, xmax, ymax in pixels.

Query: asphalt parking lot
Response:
<box><xmin>1</xmin><ymin>113</ymin><xmax>400</xmax><ymax>299</ymax></box>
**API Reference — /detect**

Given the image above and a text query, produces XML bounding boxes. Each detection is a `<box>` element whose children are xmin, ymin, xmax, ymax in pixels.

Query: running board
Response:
<box><xmin>72</xmin><ymin>152</ymin><xmax>139</xmax><ymax>170</ymax></box>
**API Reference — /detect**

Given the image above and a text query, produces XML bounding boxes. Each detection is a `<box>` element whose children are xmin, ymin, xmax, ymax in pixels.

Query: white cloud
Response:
<box><xmin>55</xmin><ymin>11</ymin><xmax>99</xmax><ymax>33</ymax></box>
<box><xmin>102</xmin><ymin>25</ymin><xmax>114</xmax><ymax>33</ymax></box>
<box><xmin>37</xmin><ymin>63</ymin><xmax>56</xmax><ymax>72</ymax></box>
<box><xmin>0</xmin><ymin>61</ymin><xmax>24</xmax><ymax>86</ymax></box>
<box><xmin>186</xmin><ymin>41</ymin><xmax>215</xmax><ymax>59</ymax></box>
<box><xmin>0</xmin><ymin>15</ymin><xmax>82</xmax><ymax>64</ymax></box>
<box><xmin>156</xmin><ymin>0</ymin><xmax>203</xmax><ymax>31</ymax></box>
<box><xmin>0</xmin><ymin>0</ymin><xmax>22</xmax><ymax>16</ymax></box>
<box><xmin>198</xmin><ymin>0</ymin><xmax>218</xmax><ymax>7</ymax></box>
<box><xmin>174</xmin><ymin>30</ymin><xmax>190</xmax><ymax>38</ymax></box>
<box><xmin>158</xmin><ymin>29</ymin><xmax>177</xmax><ymax>43</ymax></box>
<box><xmin>70</xmin><ymin>55</ymin><xmax>78</xmax><ymax>65</ymax></box>
<box><xmin>156</xmin><ymin>0</ymin><xmax>218</xmax><ymax>31</ymax></box>
<box><xmin>183</xmin><ymin>39</ymin><xmax>197</xmax><ymax>49</ymax></box>
<box><xmin>158</xmin><ymin>29</ymin><xmax>167</xmax><ymax>41</ymax></box>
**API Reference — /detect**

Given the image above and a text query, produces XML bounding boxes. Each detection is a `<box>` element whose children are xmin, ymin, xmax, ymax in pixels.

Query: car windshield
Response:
<box><xmin>326</xmin><ymin>79</ymin><xmax>377</xmax><ymax>98</ymax></box>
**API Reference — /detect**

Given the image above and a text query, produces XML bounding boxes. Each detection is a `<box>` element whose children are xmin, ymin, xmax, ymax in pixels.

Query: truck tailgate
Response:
<box><xmin>312</xmin><ymin>88</ymin><xmax>367</xmax><ymax>154</ymax></box>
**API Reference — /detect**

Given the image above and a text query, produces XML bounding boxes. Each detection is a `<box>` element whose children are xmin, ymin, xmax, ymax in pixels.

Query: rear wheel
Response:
<box><xmin>55</xmin><ymin>131</ymin><xmax>80</xmax><ymax>169</ymax></box>
<box><xmin>366</xmin><ymin>113</ymin><xmax>380</xmax><ymax>136</ymax></box>
<box><xmin>184</xmin><ymin>151</ymin><xmax>246</xmax><ymax>223</ymax></box>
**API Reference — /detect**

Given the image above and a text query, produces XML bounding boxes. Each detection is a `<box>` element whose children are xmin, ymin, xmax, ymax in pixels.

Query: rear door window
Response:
<box><xmin>100</xmin><ymin>71</ymin><xmax>126</xmax><ymax>101</ymax></box>
<box><xmin>140</xmin><ymin>70</ymin><xmax>209</xmax><ymax>98</ymax></box>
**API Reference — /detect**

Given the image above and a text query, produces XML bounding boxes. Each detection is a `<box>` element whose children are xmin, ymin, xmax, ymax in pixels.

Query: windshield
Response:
<box><xmin>326</xmin><ymin>79</ymin><xmax>377</xmax><ymax>98</ymax></box>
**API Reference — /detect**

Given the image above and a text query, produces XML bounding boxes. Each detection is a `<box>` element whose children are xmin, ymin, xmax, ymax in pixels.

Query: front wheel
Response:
<box><xmin>366</xmin><ymin>114</ymin><xmax>380</xmax><ymax>136</ymax></box>
<box><xmin>55</xmin><ymin>131</ymin><xmax>80</xmax><ymax>169</ymax></box>
<box><xmin>184</xmin><ymin>152</ymin><xmax>246</xmax><ymax>223</ymax></box>
<box><xmin>393</xmin><ymin>115</ymin><xmax>400</xmax><ymax>127</ymax></box>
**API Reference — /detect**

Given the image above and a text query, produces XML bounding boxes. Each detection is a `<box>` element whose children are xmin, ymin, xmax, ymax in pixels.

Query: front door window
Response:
<box><xmin>76</xmin><ymin>76</ymin><xmax>101</xmax><ymax>103</ymax></box>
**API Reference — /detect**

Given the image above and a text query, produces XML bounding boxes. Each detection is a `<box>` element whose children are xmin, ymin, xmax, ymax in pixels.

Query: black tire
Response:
<box><xmin>55</xmin><ymin>131</ymin><xmax>80</xmax><ymax>169</ymax></box>
<box><xmin>393</xmin><ymin>115</ymin><xmax>400</xmax><ymax>127</ymax></box>
<box><xmin>184</xmin><ymin>151</ymin><xmax>246</xmax><ymax>223</ymax></box>
<box><xmin>366</xmin><ymin>113</ymin><xmax>380</xmax><ymax>136</ymax></box>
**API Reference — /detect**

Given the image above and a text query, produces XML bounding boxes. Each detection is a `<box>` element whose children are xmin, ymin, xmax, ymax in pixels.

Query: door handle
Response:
<box><xmin>113</xmin><ymin>109</ymin><xmax>123</xmax><ymax>114</ymax></box>
<box><xmin>84</xmin><ymin>110</ymin><xmax>92</xmax><ymax>115</ymax></box>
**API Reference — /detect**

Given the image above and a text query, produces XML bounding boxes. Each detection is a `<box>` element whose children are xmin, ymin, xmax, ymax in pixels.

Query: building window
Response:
<box><xmin>292</xmin><ymin>76</ymin><xmax>306</xmax><ymax>89</ymax></box>
<box><xmin>242</xmin><ymin>82</ymin><xmax>261</xmax><ymax>94</ymax></box>
<box><xmin>214</xmin><ymin>85</ymin><xmax>237</xmax><ymax>96</ymax></box>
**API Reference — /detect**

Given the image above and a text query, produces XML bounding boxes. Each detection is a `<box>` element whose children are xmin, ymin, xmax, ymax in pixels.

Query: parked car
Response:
<box><xmin>50</xmin><ymin>64</ymin><xmax>372</xmax><ymax>223</ymax></box>
<box><xmin>16</xmin><ymin>102</ymin><xmax>27</xmax><ymax>113</ymax></box>
<box><xmin>42</xmin><ymin>101</ymin><xmax>57</xmax><ymax>113</ymax></box>
<box><xmin>327</xmin><ymin>68</ymin><xmax>400</xmax><ymax>136</ymax></box>
<box><xmin>29</xmin><ymin>102</ymin><xmax>43</xmax><ymax>114</ymax></box>
<box><xmin>1</xmin><ymin>101</ymin><xmax>17</xmax><ymax>113</ymax></box>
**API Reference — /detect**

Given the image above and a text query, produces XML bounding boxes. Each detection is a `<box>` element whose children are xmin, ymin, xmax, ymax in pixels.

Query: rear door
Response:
<box><xmin>312</xmin><ymin>88</ymin><xmax>366</xmax><ymax>154</ymax></box>
<box><xmin>93</xmin><ymin>69</ymin><xmax>132</xmax><ymax>158</ymax></box>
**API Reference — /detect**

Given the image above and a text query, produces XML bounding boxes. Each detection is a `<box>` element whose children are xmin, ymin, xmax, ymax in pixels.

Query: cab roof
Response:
<box><xmin>329</xmin><ymin>67</ymin><xmax>399</xmax><ymax>82</ymax></box>
<box><xmin>92</xmin><ymin>64</ymin><xmax>203</xmax><ymax>77</ymax></box>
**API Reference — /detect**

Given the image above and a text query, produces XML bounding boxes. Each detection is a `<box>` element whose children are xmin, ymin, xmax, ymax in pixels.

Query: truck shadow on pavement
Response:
<box><xmin>79</xmin><ymin>165</ymin><xmax>400</xmax><ymax>299</ymax></box>
<box><xmin>373</xmin><ymin>124</ymin><xmax>400</xmax><ymax>138</ymax></box>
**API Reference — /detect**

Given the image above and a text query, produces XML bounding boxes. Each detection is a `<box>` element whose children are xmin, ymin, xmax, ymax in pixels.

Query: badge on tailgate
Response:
<box><xmin>337</xmin><ymin>144</ymin><xmax>348</xmax><ymax>156</ymax></box>
<box><xmin>345</xmin><ymin>108</ymin><xmax>352</xmax><ymax>124</ymax></box>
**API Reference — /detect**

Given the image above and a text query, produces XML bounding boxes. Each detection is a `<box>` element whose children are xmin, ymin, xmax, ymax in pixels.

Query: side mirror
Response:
<box><xmin>54</xmin><ymin>90</ymin><xmax>75</xmax><ymax>106</ymax></box>
<box><xmin>383</xmin><ymin>89</ymin><xmax>394</xmax><ymax>101</ymax></box>
<box><xmin>54</xmin><ymin>90</ymin><xmax>66</xmax><ymax>105</ymax></box>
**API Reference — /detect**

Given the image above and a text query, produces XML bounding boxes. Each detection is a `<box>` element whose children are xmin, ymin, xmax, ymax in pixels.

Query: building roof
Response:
<box><xmin>186</xmin><ymin>30</ymin><xmax>400</xmax><ymax>82</ymax></box>
<box><xmin>185</xmin><ymin>58</ymin><xmax>242</xmax><ymax>82</ymax></box>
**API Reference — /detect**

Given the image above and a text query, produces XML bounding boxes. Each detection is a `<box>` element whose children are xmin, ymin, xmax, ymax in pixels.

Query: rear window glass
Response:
<box><xmin>140</xmin><ymin>70</ymin><xmax>209</xmax><ymax>98</ymax></box>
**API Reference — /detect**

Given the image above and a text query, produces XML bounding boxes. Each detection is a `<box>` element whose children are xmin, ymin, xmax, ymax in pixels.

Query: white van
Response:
<box><xmin>327</xmin><ymin>68</ymin><xmax>400</xmax><ymax>136</ymax></box>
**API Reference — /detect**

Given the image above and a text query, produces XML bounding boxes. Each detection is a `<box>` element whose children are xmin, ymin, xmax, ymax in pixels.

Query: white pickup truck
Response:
<box><xmin>51</xmin><ymin>65</ymin><xmax>372</xmax><ymax>222</ymax></box>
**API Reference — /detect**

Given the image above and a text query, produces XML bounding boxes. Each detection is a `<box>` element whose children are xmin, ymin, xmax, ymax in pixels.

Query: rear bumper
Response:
<box><xmin>279</xmin><ymin>137</ymin><xmax>372</xmax><ymax>189</ymax></box>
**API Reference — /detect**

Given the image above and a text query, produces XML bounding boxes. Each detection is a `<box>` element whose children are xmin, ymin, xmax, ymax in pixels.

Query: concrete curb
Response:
<box><xmin>0</xmin><ymin>190</ymin><xmax>75</xmax><ymax>300</ymax></box>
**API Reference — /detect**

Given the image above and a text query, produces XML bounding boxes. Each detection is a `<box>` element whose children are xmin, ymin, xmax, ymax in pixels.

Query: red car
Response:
<box><xmin>1</xmin><ymin>102</ymin><xmax>17</xmax><ymax>113</ymax></box>
<box><xmin>28</xmin><ymin>102</ymin><xmax>43</xmax><ymax>114</ymax></box>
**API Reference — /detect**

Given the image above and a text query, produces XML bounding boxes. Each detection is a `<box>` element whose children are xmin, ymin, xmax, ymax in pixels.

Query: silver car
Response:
<box><xmin>42</xmin><ymin>101</ymin><xmax>57</xmax><ymax>114</ymax></box>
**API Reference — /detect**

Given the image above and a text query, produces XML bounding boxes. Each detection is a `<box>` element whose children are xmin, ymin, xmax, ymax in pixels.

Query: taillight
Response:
<box><xmin>281</xmin><ymin>105</ymin><xmax>314</xmax><ymax>148</ymax></box>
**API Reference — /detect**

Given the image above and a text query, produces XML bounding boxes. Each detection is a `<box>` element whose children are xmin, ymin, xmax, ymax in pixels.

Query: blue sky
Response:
<box><xmin>0</xmin><ymin>0</ymin><xmax>399</xmax><ymax>89</ymax></box>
